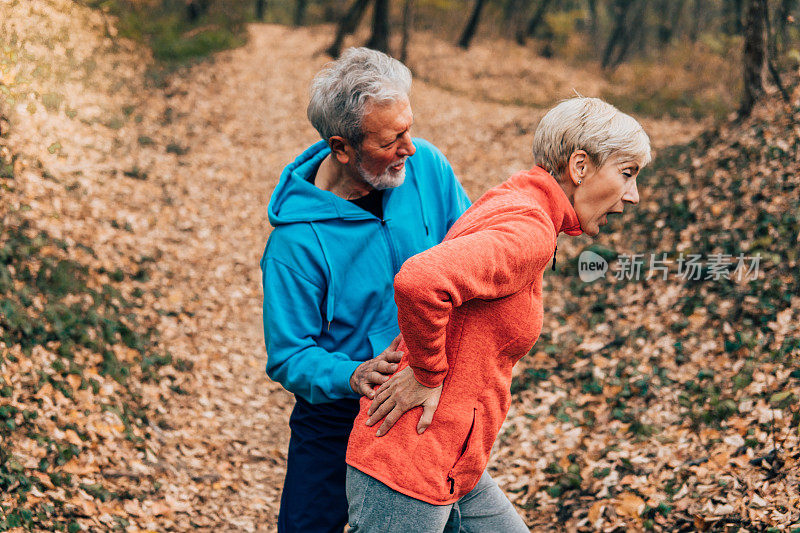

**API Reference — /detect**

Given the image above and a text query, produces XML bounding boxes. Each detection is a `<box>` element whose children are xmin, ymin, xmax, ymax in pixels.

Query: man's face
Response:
<box><xmin>355</xmin><ymin>96</ymin><xmax>416</xmax><ymax>190</ymax></box>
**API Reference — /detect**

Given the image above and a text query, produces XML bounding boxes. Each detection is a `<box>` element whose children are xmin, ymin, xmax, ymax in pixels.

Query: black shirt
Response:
<box><xmin>349</xmin><ymin>189</ymin><xmax>385</xmax><ymax>220</ymax></box>
<box><xmin>308</xmin><ymin>166</ymin><xmax>385</xmax><ymax>220</ymax></box>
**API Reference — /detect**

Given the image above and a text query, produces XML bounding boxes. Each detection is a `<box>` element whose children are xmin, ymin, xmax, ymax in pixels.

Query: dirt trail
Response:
<box><xmin>135</xmin><ymin>23</ymin><xmax>702</xmax><ymax>530</ymax></box>
<box><xmin>3</xmin><ymin>5</ymin><xmax>704</xmax><ymax>528</ymax></box>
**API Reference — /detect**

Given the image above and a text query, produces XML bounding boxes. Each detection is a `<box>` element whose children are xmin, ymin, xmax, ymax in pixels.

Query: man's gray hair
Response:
<box><xmin>532</xmin><ymin>96</ymin><xmax>652</xmax><ymax>180</ymax></box>
<box><xmin>308</xmin><ymin>47</ymin><xmax>412</xmax><ymax>147</ymax></box>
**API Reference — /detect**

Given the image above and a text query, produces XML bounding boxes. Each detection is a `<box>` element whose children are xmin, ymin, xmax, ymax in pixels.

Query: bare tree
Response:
<box><xmin>503</xmin><ymin>0</ymin><xmax>524</xmax><ymax>24</ymax></box>
<box><xmin>724</xmin><ymin>0</ymin><xmax>745</xmax><ymax>34</ymax></box>
<box><xmin>656</xmin><ymin>0</ymin><xmax>686</xmax><ymax>45</ymax></box>
<box><xmin>516</xmin><ymin>0</ymin><xmax>553</xmax><ymax>45</ymax></box>
<box><xmin>367</xmin><ymin>0</ymin><xmax>389</xmax><ymax>54</ymax></box>
<box><xmin>326</xmin><ymin>0</ymin><xmax>371</xmax><ymax>57</ymax></box>
<box><xmin>186</xmin><ymin>0</ymin><xmax>210</xmax><ymax>22</ymax></box>
<box><xmin>765</xmin><ymin>0</ymin><xmax>791</xmax><ymax>103</ymax></box>
<box><xmin>400</xmin><ymin>0</ymin><xmax>415</xmax><ymax>62</ymax></box>
<box><xmin>741</xmin><ymin>0</ymin><xmax>767</xmax><ymax>116</ymax></box>
<box><xmin>294</xmin><ymin>0</ymin><xmax>308</xmax><ymax>25</ymax></box>
<box><xmin>326</xmin><ymin>0</ymin><xmax>392</xmax><ymax>57</ymax></box>
<box><xmin>458</xmin><ymin>0</ymin><xmax>488</xmax><ymax>49</ymax></box>
<box><xmin>602</xmin><ymin>0</ymin><xmax>636</xmax><ymax>69</ymax></box>
<box><xmin>630</xmin><ymin>0</ymin><xmax>649</xmax><ymax>55</ymax></box>
<box><xmin>776</xmin><ymin>0</ymin><xmax>798</xmax><ymax>51</ymax></box>
<box><xmin>367</xmin><ymin>0</ymin><xmax>391</xmax><ymax>53</ymax></box>
<box><xmin>689</xmin><ymin>0</ymin><xmax>703</xmax><ymax>40</ymax></box>
<box><xmin>586</xmin><ymin>0</ymin><xmax>598</xmax><ymax>40</ymax></box>
<box><xmin>503</xmin><ymin>0</ymin><xmax>527</xmax><ymax>31</ymax></box>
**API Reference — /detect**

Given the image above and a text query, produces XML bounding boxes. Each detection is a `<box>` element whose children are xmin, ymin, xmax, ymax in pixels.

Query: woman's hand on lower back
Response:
<box><xmin>365</xmin><ymin>366</ymin><xmax>442</xmax><ymax>437</ymax></box>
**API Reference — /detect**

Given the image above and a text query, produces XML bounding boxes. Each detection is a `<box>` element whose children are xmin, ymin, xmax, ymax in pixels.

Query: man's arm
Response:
<box><xmin>263</xmin><ymin>257</ymin><xmax>400</xmax><ymax>403</ymax></box>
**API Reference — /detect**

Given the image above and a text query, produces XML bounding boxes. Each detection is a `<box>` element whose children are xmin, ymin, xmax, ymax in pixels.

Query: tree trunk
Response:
<box><xmin>630</xmin><ymin>0</ymin><xmax>649</xmax><ymax>58</ymax></box>
<box><xmin>765</xmin><ymin>0</ymin><xmax>792</xmax><ymax>102</ymax></box>
<box><xmin>503</xmin><ymin>0</ymin><xmax>528</xmax><ymax>39</ymax></box>
<box><xmin>458</xmin><ymin>0</ymin><xmax>487</xmax><ymax>49</ymax></box>
<box><xmin>322</xmin><ymin>1</ymin><xmax>341</xmax><ymax>22</ymax></box>
<box><xmin>724</xmin><ymin>0</ymin><xmax>744</xmax><ymax>34</ymax></box>
<box><xmin>602</xmin><ymin>0</ymin><xmax>634</xmax><ymax>68</ymax></box>
<box><xmin>657</xmin><ymin>0</ymin><xmax>686</xmax><ymax>44</ymax></box>
<box><xmin>689</xmin><ymin>0</ymin><xmax>703</xmax><ymax>40</ymax></box>
<box><xmin>656</xmin><ymin>0</ymin><xmax>671</xmax><ymax>44</ymax></box>
<box><xmin>587</xmin><ymin>0</ymin><xmax>598</xmax><ymax>40</ymax></box>
<box><xmin>503</xmin><ymin>0</ymin><xmax>526</xmax><ymax>26</ymax></box>
<box><xmin>734</xmin><ymin>0</ymin><xmax>744</xmax><ymax>32</ymax></box>
<box><xmin>367</xmin><ymin>0</ymin><xmax>391</xmax><ymax>53</ymax></box>
<box><xmin>255</xmin><ymin>0</ymin><xmax>266</xmax><ymax>20</ymax></box>
<box><xmin>516</xmin><ymin>0</ymin><xmax>553</xmax><ymax>45</ymax></box>
<box><xmin>294</xmin><ymin>0</ymin><xmax>308</xmax><ymax>25</ymax></box>
<box><xmin>669</xmin><ymin>0</ymin><xmax>686</xmax><ymax>41</ymax></box>
<box><xmin>741</xmin><ymin>0</ymin><xmax>767</xmax><ymax>116</ymax></box>
<box><xmin>776</xmin><ymin>0</ymin><xmax>797</xmax><ymax>50</ymax></box>
<box><xmin>326</xmin><ymin>0</ymin><xmax>372</xmax><ymax>57</ymax></box>
<box><xmin>186</xmin><ymin>0</ymin><xmax>210</xmax><ymax>22</ymax></box>
<box><xmin>400</xmin><ymin>0</ymin><xmax>414</xmax><ymax>63</ymax></box>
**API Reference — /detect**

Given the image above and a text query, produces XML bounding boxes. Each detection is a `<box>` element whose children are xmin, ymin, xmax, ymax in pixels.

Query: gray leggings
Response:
<box><xmin>346</xmin><ymin>466</ymin><xmax>530</xmax><ymax>532</ymax></box>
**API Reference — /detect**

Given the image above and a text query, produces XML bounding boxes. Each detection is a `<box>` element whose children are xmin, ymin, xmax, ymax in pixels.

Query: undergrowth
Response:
<box><xmin>0</xmin><ymin>136</ymin><xmax>188</xmax><ymax>531</ymax></box>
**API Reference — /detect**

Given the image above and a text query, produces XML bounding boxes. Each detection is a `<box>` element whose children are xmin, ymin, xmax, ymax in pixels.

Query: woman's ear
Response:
<box><xmin>328</xmin><ymin>136</ymin><xmax>353</xmax><ymax>165</ymax></box>
<box><xmin>567</xmin><ymin>150</ymin><xmax>588</xmax><ymax>186</ymax></box>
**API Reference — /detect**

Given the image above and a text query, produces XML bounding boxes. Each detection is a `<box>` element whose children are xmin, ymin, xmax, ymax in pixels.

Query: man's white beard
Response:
<box><xmin>356</xmin><ymin>157</ymin><xmax>407</xmax><ymax>190</ymax></box>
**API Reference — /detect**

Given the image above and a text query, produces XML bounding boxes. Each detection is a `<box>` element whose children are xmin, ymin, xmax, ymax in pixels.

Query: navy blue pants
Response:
<box><xmin>278</xmin><ymin>396</ymin><xmax>361</xmax><ymax>533</ymax></box>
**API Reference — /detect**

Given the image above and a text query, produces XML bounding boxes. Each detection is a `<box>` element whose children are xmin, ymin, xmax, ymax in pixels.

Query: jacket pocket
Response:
<box><xmin>367</xmin><ymin>323</ymin><xmax>400</xmax><ymax>358</ymax></box>
<box><xmin>446</xmin><ymin>405</ymin><xmax>484</xmax><ymax>495</ymax></box>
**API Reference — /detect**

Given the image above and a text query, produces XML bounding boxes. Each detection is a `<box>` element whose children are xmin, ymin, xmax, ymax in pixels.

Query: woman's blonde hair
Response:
<box><xmin>532</xmin><ymin>96</ymin><xmax>651</xmax><ymax>179</ymax></box>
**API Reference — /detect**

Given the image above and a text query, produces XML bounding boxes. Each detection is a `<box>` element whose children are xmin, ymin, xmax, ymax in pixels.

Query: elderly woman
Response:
<box><xmin>344</xmin><ymin>97</ymin><xmax>651</xmax><ymax>531</ymax></box>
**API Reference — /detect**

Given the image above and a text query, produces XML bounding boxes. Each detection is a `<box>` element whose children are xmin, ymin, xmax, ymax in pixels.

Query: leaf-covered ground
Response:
<box><xmin>0</xmin><ymin>2</ymin><xmax>200</xmax><ymax>530</ymax></box>
<box><xmin>500</xmin><ymin>89</ymin><xmax>800</xmax><ymax>531</ymax></box>
<box><xmin>1</xmin><ymin>1</ymin><xmax>797</xmax><ymax>531</ymax></box>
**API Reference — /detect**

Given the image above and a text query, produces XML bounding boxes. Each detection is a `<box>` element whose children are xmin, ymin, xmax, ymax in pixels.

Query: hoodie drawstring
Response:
<box><xmin>309</xmin><ymin>222</ymin><xmax>335</xmax><ymax>329</ymax></box>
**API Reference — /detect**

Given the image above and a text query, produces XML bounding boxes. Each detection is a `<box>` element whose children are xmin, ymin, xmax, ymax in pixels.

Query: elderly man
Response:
<box><xmin>261</xmin><ymin>48</ymin><xmax>470</xmax><ymax>532</ymax></box>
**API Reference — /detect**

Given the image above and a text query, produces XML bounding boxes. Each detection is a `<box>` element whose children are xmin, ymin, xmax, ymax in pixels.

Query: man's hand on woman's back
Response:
<box><xmin>349</xmin><ymin>334</ymin><xmax>404</xmax><ymax>398</ymax></box>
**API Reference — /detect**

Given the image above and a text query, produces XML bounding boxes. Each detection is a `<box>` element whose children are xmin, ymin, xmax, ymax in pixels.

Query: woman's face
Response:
<box><xmin>572</xmin><ymin>153</ymin><xmax>641</xmax><ymax>237</ymax></box>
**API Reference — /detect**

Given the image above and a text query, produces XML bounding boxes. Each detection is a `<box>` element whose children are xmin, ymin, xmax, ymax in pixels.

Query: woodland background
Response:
<box><xmin>0</xmin><ymin>0</ymin><xmax>799</xmax><ymax>531</ymax></box>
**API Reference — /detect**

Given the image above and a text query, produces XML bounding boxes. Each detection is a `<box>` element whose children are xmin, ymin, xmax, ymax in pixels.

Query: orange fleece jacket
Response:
<box><xmin>346</xmin><ymin>166</ymin><xmax>583</xmax><ymax>505</ymax></box>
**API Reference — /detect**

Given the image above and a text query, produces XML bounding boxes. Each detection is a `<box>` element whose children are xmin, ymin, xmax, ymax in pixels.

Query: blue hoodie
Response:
<box><xmin>261</xmin><ymin>139</ymin><xmax>470</xmax><ymax>404</ymax></box>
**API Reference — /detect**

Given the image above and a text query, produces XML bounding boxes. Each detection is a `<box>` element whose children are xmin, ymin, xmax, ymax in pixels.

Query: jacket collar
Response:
<box><xmin>506</xmin><ymin>166</ymin><xmax>583</xmax><ymax>236</ymax></box>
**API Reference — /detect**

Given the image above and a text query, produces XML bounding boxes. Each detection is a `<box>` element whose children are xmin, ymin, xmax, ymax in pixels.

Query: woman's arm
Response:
<box><xmin>396</xmin><ymin>207</ymin><xmax>556</xmax><ymax>386</ymax></box>
<box><xmin>366</xmin><ymin>206</ymin><xmax>557</xmax><ymax>435</ymax></box>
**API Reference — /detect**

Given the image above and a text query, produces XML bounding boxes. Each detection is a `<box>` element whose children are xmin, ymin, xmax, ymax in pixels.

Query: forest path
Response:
<box><xmin>138</xmin><ymin>23</ymin><xmax>702</xmax><ymax>530</ymax></box>
<box><xmin>3</xmin><ymin>6</ymin><xmax>704</xmax><ymax>528</ymax></box>
<box><xmin>130</xmin><ymin>22</ymin><xmax>707</xmax><ymax>530</ymax></box>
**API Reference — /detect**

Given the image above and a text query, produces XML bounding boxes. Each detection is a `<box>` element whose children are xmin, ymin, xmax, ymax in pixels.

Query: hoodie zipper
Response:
<box><xmin>380</xmin><ymin>219</ymin><xmax>399</xmax><ymax>273</ymax></box>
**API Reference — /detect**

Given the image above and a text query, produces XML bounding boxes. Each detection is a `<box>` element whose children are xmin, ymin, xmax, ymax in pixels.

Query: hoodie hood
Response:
<box><xmin>268</xmin><ymin>141</ymin><xmax>380</xmax><ymax>226</ymax></box>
